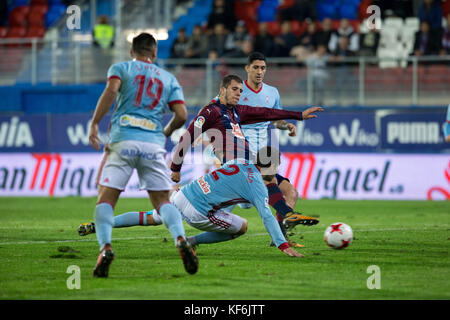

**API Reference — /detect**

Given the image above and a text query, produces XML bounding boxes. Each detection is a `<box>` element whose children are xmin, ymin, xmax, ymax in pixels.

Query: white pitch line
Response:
<box><xmin>0</xmin><ymin>226</ymin><xmax>446</xmax><ymax>246</ymax></box>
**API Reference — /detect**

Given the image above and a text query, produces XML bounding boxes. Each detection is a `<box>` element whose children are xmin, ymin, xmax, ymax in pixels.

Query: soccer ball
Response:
<box><xmin>324</xmin><ymin>222</ymin><xmax>353</xmax><ymax>249</ymax></box>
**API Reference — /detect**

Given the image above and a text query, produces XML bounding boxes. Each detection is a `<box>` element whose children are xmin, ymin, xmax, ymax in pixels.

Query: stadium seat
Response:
<box><xmin>266</xmin><ymin>21</ymin><xmax>281</xmax><ymax>36</ymax></box>
<box><xmin>28</xmin><ymin>9</ymin><xmax>46</xmax><ymax>27</ymax></box>
<box><xmin>30</xmin><ymin>3</ymin><xmax>49</xmax><ymax>14</ymax></box>
<box><xmin>26</xmin><ymin>25</ymin><xmax>45</xmax><ymax>38</ymax></box>
<box><xmin>405</xmin><ymin>17</ymin><xmax>419</xmax><ymax>30</ymax></box>
<box><xmin>9</xmin><ymin>6</ymin><xmax>30</xmax><ymax>27</ymax></box>
<box><xmin>31</xmin><ymin>0</ymin><xmax>48</xmax><ymax>4</ymax></box>
<box><xmin>257</xmin><ymin>1</ymin><xmax>278</xmax><ymax>22</ymax></box>
<box><xmin>0</xmin><ymin>27</ymin><xmax>8</xmax><ymax>38</ymax></box>
<box><xmin>13</xmin><ymin>0</ymin><xmax>30</xmax><ymax>6</ymax></box>
<box><xmin>290</xmin><ymin>20</ymin><xmax>303</xmax><ymax>36</ymax></box>
<box><xmin>384</xmin><ymin>17</ymin><xmax>404</xmax><ymax>29</ymax></box>
<box><xmin>44</xmin><ymin>4</ymin><xmax>66</xmax><ymax>28</ymax></box>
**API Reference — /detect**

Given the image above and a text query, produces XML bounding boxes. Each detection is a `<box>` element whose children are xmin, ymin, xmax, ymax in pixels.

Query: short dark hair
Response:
<box><xmin>247</xmin><ymin>52</ymin><xmax>266</xmax><ymax>65</ymax></box>
<box><xmin>132</xmin><ymin>33</ymin><xmax>157</xmax><ymax>56</ymax></box>
<box><xmin>256</xmin><ymin>146</ymin><xmax>280</xmax><ymax>168</ymax></box>
<box><xmin>220</xmin><ymin>74</ymin><xmax>243</xmax><ymax>88</ymax></box>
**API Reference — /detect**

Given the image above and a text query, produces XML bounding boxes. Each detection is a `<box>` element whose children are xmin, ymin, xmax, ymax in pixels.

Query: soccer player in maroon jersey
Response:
<box><xmin>170</xmin><ymin>74</ymin><xmax>323</xmax><ymax>231</ymax></box>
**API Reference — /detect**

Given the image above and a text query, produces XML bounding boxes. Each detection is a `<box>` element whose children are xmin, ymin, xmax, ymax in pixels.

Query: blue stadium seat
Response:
<box><xmin>45</xmin><ymin>4</ymin><xmax>66</xmax><ymax>28</ymax></box>
<box><xmin>13</xmin><ymin>0</ymin><xmax>30</xmax><ymax>6</ymax></box>
<box><xmin>340</xmin><ymin>4</ymin><xmax>358</xmax><ymax>19</ymax></box>
<box><xmin>257</xmin><ymin>3</ymin><xmax>278</xmax><ymax>22</ymax></box>
<box><xmin>317</xmin><ymin>2</ymin><xmax>337</xmax><ymax>20</ymax></box>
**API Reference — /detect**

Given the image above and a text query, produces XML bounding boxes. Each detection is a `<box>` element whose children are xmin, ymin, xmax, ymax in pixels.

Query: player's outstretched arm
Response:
<box><xmin>301</xmin><ymin>106</ymin><xmax>324</xmax><ymax>120</ymax></box>
<box><xmin>89</xmin><ymin>78</ymin><xmax>121</xmax><ymax>150</ymax></box>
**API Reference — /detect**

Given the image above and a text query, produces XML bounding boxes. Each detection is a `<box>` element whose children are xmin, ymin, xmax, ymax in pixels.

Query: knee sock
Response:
<box><xmin>266</xmin><ymin>183</ymin><xmax>293</xmax><ymax>218</ymax></box>
<box><xmin>114</xmin><ymin>211</ymin><xmax>148</xmax><ymax>227</ymax></box>
<box><xmin>94</xmin><ymin>202</ymin><xmax>114</xmax><ymax>251</ymax></box>
<box><xmin>158</xmin><ymin>202</ymin><xmax>185</xmax><ymax>244</ymax></box>
<box><xmin>188</xmin><ymin>231</ymin><xmax>238</xmax><ymax>246</ymax></box>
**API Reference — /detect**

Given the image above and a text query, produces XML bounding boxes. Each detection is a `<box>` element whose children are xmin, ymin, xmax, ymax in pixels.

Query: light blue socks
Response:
<box><xmin>94</xmin><ymin>202</ymin><xmax>114</xmax><ymax>251</ymax></box>
<box><xmin>158</xmin><ymin>203</ymin><xmax>185</xmax><ymax>243</ymax></box>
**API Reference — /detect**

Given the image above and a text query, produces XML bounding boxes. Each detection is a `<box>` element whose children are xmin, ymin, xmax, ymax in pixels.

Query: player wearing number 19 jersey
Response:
<box><xmin>89</xmin><ymin>33</ymin><xmax>197</xmax><ymax>277</ymax></box>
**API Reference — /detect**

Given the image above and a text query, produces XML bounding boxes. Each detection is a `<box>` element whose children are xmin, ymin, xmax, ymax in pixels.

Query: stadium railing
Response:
<box><xmin>0</xmin><ymin>37</ymin><xmax>449</xmax><ymax>107</ymax></box>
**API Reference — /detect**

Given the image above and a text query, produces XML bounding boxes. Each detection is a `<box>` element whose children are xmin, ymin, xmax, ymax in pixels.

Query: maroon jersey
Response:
<box><xmin>170</xmin><ymin>99</ymin><xmax>303</xmax><ymax>172</ymax></box>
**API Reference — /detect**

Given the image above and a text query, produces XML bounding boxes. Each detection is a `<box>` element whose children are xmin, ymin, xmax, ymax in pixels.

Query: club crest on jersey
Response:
<box><xmin>194</xmin><ymin>116</ymin><xmax>205</xmax><ymax>128</ymax></box>
<box><xmin>231</xmin><ymin>123</ymin><xmax>245</xmax><ymax>139</ymax></box>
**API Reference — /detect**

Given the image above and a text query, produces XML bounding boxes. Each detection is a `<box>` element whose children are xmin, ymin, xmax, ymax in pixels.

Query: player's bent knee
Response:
<box><xmin>236</xmin><ymin>219</ymin><xmax>248</xmax><ymax>236</ymax></box>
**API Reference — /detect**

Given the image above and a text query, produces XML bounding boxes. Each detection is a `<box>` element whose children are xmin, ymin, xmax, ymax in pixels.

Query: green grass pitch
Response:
<box><xmin>0</xmin><ymin>197</ymin><xmax>448</xmax><ymax>300</ymax></box>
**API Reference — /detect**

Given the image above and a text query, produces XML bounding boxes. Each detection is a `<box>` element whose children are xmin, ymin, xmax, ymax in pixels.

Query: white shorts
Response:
<box><xmin>97</xmin><ymin>140</ymin><xmax>173</xmax><ymax>191</ymax></box>
<box><xmin>170</xmin><ymin>190</ymin><xmax>244</xmax><ymax>234</ymax></box>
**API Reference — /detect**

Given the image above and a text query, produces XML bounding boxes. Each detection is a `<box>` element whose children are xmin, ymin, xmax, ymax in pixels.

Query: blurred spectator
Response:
<box><xmin>290</xmin><ymin>20</ymin><xmax>318</xmax><ymax>60</ymax></box>
<box><xmin>279</xmin><ymin>0</ymin><xmax>317</xmax><ymax>22</ymax></box>
<box><xmin>359</xmin><ymin>28</ymin><xmax>380</xmax><ymax>56</ymax></box>
<box><xmin>418</xmin><ymin>0</ymin><xmax>443</xmax><ymax>31</ymax></box>
<box><xmin>223</xmin><ymin>20</ymin><xmax>252</xmax><ymax>57</ymax></box>
<box><xmin>171</xmin><ymin>28</ymin><xmax>189</xmax><ymax>59</ymax></box>
<box><xmin>441</xmin><ymin>13</ymin><xmax>450</xmax><ymax>55</ymax></box>
<box><xmin>316</xmin><ymin>18</ymin><xmax>333</xmax><ymax>51</ymax></box>
<box><xmin>208</xmin><ymin>23</ymin><xmax>228</xmax><ymax>57</ymax></box>
<box><xmin>0</xmin><ymin>0</ymin><xmax>7</xmax><ymax>26</ymax></box>
<box><xmin>328</xmin><ymin>18</ymin><xmax>359</xmax><ymax>53</ymax></box>
<box><xmin>298</xmin><ymin>20</ymin><xmax>319</xmax><ymax>50</ymax></box>
<box><xmin>413</xmin><ymin>21</ymin><xmax>441</xmax><ymax>56</ymax></box>
<box><xmin>331</xmin><ymin>36</ymin><xmax>355</xmax><ymax>59</ymax></box>
<box><xmin>93</xmin><ymin>16</ymin><xmax>115</xmax><ymax>49</ymax></box>
<box><xmin>330</xmin><ymin>36</ymin><xmax>356</xmax><ymax>105</ymax></box>
<box><xmin>302</xmin><ymin>45</ymin><xmax>329</xmax><ymax>105</ymax></box>
<box><xmin>185</xmin><ymin>25</ymin><xmax>209</xmax><ymax>58</ymax></box>
<box><xmin>273</xmin><ymin>20</ymin><xmax>299</xmax><ymax>57</ymax></box>
<box><xmin>253</xmin><ymin>22</ymin><xmax>275</xmax><ymax>57</ymax></box>
<box><xmin>207</xmin><ymin>0</ymin><xmax>237</xmax><ymax>33</ymax></box>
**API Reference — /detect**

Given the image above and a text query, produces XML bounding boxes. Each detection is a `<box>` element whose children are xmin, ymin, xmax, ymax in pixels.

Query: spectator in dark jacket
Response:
<box><xmin>418</xmin><ymin>0</ymin><xmax>443</xmax><ymax>31</ymax></box>
<box><xmin>185</xmin><ymin>25</ymin><xmax>209</xmax><ymax>58</ymax></box>
<box><xmin>207</xmin><ymin>0</ymin><xmax>236</xmax><ymax>33</ymax></box>
<box><xmin>273</xmin><ymin>20</ymin><xmax>299</xmax><ymax>57</ymax></box>
<box><xmin>253</xmin><ymin>22</ymin><xmax>275</xmax><ymax>57</ymax></box>
<box><xmin>316</xmin><ymin>18</ymin><xmax>333</xmax><ymax>51</ymax></box>
<box><xmin>440</xmin><ymin>13</ymin><xmax>450</xmax><ymax>55</ymax></box>
<box><xmin>413</xmin><ymin>21</ymin><xmax>441</xmax><ymax>56</ymax></box>
<box><xmin>208</xmin><ymin>23</ymin><xmax>228</xmax><ymax>57</ymax></box>
<box><xmin>359</xmin><ymin>28</ymin><xmax>380</xmax><ymax>56</ymax></box>
<box><xmin>171</xmin><ymin>28</ymin><xmax>189</xmax><ymax>58</ymax></box>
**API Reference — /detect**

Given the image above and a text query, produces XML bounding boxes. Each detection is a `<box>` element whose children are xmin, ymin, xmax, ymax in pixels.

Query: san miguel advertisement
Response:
<box><xmin>0</xmin><ymin>109</ymin><xmax>448</xmax><ymax>153</ymax></box>
<box><xmin>0</xmin><ymin>152</ymin><xmax>448</xmax><ymax>200</ymax></box>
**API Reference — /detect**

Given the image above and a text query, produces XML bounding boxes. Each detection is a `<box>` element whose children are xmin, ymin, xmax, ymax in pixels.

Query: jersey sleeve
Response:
<box><xmin>167</xmin><ymin>75</ymin><xmax>185</xmax><ymax>111</ymax></box>
<box><xmin>236</xmin><ymin>104</ymin><xmax>303</xmax><ymax>125</ymax></box>
<box><xmin>107</xmin><ymin>63</ymin><xmax>125</xmax><ymax>82</ymax></box>
<box><xmin>274</xmin><ymin>88</ymin><xmax>282</xmax><ymax>110</ymax></box>
<box><xmin>242</xmin><ymin>175</ymin><xmax>288</xmax><ymax>248</ymax></box>
<box><xmin>170</xmin><ymin>106</ymin><xmax>216</xmax><ymax>172</ymax></box>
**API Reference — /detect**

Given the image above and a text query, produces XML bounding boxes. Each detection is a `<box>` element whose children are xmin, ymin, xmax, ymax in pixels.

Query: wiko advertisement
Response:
<box><xmin>0</xmin><ymin>109</ymin><xmax>448</xmax><ymax>153</ymax></box>
<box><xmin>0</xmin><ymin>152</ymin><xmax>448</xmax><ymax>200</ymax></box>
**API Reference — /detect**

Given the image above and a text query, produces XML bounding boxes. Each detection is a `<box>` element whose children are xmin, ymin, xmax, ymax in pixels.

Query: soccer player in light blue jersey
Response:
<box><xmin>79</xmin><ymin>147</ymin><xmax>305</xmax><ymax>258</ymax></box>
<box><xmin>230</xmin><ymin>52</ymin><xmax>317</xmax><ymax>247</ymax></box>
<box><xmin>88</xmin><ymin>33</ymin><xmax>198</xmax><ymax>277</ymax></box>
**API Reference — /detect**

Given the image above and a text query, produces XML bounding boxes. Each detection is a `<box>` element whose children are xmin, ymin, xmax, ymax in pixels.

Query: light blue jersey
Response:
<box><xmin>181</xmin><ymin>159</ymin><xmax>286</xmax><ymax>246</ymax></box>
<box><xmin>107</xmin><ymin>59</ymin><xmax>184</xmax><ymax>146</ymax></box>
<box><xmin>239</xmin><ymin>80</ymin><xmax>282</xmax><ymax>154</ymax></box>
